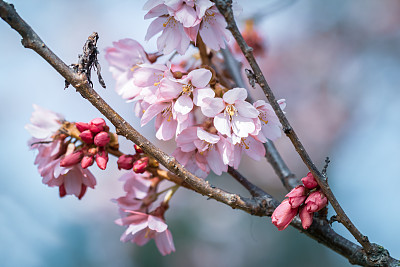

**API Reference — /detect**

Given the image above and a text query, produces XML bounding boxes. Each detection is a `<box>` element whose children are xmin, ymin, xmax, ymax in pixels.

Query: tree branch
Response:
<box><xmin>213</xmin><ymin>0</ymin><xmax>396</xmax><ymax>265</ymax></box>
<box><xmin>1</xmin><ymin>1</ymin><xmax>397</xmax><ymax>265</ymax></box>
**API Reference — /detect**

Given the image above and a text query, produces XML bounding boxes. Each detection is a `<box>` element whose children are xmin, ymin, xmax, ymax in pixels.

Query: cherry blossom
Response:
<box><xmin>253</xmin><ymin>99</ymin><xmax>286</xmax><ymax>141</ymax></box>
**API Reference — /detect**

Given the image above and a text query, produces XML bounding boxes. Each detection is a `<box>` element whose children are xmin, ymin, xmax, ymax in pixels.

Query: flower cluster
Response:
<box><xmin>114</xmin><ymin>170</ymin><xmax>175</xmax><ymax>255</ymax></box>
<box><xmin>26</xmin><ymin>105</ymin><xmax>116</xmax><ymax>199</ymax></box>
<box><xmin>105</xmin><ymin>39</ymin><xmax>286</xmax><ymax>178</ymax></box>
<box><xmin>144</xmin><ymin>0</ymin><xmax>234</xmax><ymax>54</ymax></box>
<box><xmin>271</xmin><ymin>173</ymin><xmax>328</xmax><ymax>230</ymax></box>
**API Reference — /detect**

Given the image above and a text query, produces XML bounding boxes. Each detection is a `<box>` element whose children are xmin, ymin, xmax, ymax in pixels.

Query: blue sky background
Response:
<box><xmin>1</xmin><ymin>0</ymin><xmax>400</xmax><ymax>266</ymax></box>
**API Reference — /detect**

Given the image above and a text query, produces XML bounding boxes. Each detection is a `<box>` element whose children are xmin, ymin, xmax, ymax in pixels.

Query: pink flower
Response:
<box><xmin>105</xmin><ymin>38</ymin><xmax>149</xmax><ymax>98</ymax></box>
<box><xmin>60</xmin><ymin>150</ymin><xmax>84</xmax><ymax>167</ymax></box>
<box><xmin>144</xmin><ymin>5</ymin><xmax>191</xmax><ymax>55</ymax></box>
<box><xmin>271</xmin><ymin>199</ymin><xmax>298</xmax><ymax>231</ymax></box>
<box><xmin>253</xmin><ymin>99</ymin><xmax>285</xmax><ymax>141</ymax></box>
<box><xmin>25</xmin><ymin>104</ymin><xmax>64</xmax><ymax>140</ymax></box>
<box><xmin>174</xmin><ymin>126</ymin><xmax>227</xmax><ymax>177</ymax></box>
<box><xmin>89</xmin><ymin>118</ymin><xmax>106</xmax><ymax>133</ymax></box>
<box><xmin>201</xmin><ymin>88</ymin><xmax>260</xmax><ymax>142</ymax></box>
<box><xmin>299</xmin><ymin>206</ymin><xmax>313</xmax><ymax>230</ymax></box>
<box><xmin>285</xmin><ymin>185</ymin><xmax>307</xmax><ymax>209</ymax></box>
<box><xmin>115</xmin><ymin>210</ymin><xmax>175</xmax><ymax>256</ymax></box>
<box><xmin>301</xmin><ymin>172</ymin><xmax>318</xmax><ymax>189</ymax></box>
<box><xmin>305</xmin><ymin>191</ymin><xmax>328</xmax><ymax>213</ymax></box>
<box><xmin>159</xmin><ymin>68</ymin><xmax>213</xmax><ymax>116</ymax></box>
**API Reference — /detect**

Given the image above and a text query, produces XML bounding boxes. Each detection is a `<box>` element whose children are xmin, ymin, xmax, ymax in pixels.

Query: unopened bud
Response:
<box><xmin>134</xmin><ymin>144</ymin><xmax>143</xmax><ymax>154</ymax></box>
<box><xmin>89</xmin><ymin>118</ymin><xmax>106</xmax><ymax>133</ymax></box>
<box><xmin>271</xmin><ymin>199</ymin><xmax>298</xmax><ymax>231</ymax></box>
<box><xmin>285</xmin><ymin>185</ymin><xmax>307</xmax><ymax>209</ymax></box>
<box><xmin>59</xmin><ymin>184</ymin><xmax>66</xmax><ymax>198</ymax></box>
<box><xmin>299</xmin><ymin>206</ymin><xmax>313</xmax><ymax>230</ymax></box>
<box><xmin>96</xmin><ymin>149</ymin><xmax>108</xmax><ymax>170</ymax></box>
<box><xmin>117</xmin><ymin>154</ymin><xmax>135</xmax><ymax>170</ymax></box>
<box><xmin>81</xmin><ymin>155</ymin><xmax>94</xmax><ymax>169</ymax></box>
<box><xmin>75</xmin><ymin>122</ymin><xmax>90</xmax><ymax>132</ymax></box>
<box><xmin>60</xmin><ymin>150</ymin><xmax>83</xmax><ymax>167</ymax></box>
<box><xmin>133</xmin><ymin>157</ymin><xmax>149</xmax><ymax>173</ymax></box>
<box><xmin>305</xmin><ymin>191</ymin><xmax>328</xmax><ymax>213</ymax></box>
<box><xmin>80</xmin><ymin>130</ymin><xmax>94</xmax><ymax>144</ymax></box>
<box><xmin>301</xmin><ymin>172</ymin><xmax>318</xmax><ymax>189</ymax></box>
<box><xmin>94</xmin><ymin>131</ymin><xmax>110</xmax><ymax>147</ymax></box>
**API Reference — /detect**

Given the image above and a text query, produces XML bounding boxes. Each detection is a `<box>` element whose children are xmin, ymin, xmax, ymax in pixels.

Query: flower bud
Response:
<box><xmin>81</xmin><ymin>155</ymin><xmax>94</xmax><ymax>169</ymax></box>
<box><xmin>271</xmin><ymin>199</ymin><xmax>298</xmax><ymax>231</ymax></box>
<box><xmin>299</xmin><ymin>206</ymin><xmax>313</xmax><ymax>230</ymax></box>
<box><xmin>94</xmin><ymin>131</ymin><xmax>110</xmax><ymax>147</ymax></box>
<box><xmin>134</xmin><ymin>144</ymin><xmax>143</xmax><ymax>154</ymax></box>
<box><xmin>95</xmin><ymin>149</ymin><xmax>108</xmax><ymax>170</ymax></box>
<box><xmin>117</xmin><ymin>154</ymin><xmax>135</xmax><ymax>170</ymax></box>
<box><xmin>285</xmin><ymin>185</ymin><xmax>306</xmax><ymax>209</ymax></box>
<box><xmin>59</xmin><ymin>184</ymin><xmax>66</xmax><ymax>198</ymax></box>
<box><xmin>133</xmin><ymin>157</ymin><xmax>149</xmax><ymax>173</ymax></box>
<box><xmin>301</xmin><ymin>172</ymin><xmax>318</xmax><ymax>189</ymax></box>
<box><xmin>89</xmin><ymin>118</ymin><xmax>106</xmax><ymax>133</ymax></box>
<box><xmin>305</xmin><ymin>191</ymin><xmax>328</xmax><ymax>213</ymax></box>
<box><xmin>80</xmin><ymin>130</ymin><xmax>94</xmax><ymax>144</ymax></box>
<box><xmin>75</xmin><ymin>122</ymin><xmax>90</xmax><ymax>132</ymax></box>
<box><xmin>60</xmin><ymin>150</ymin><xmax>83</xmax><ymax>167</ymax></box>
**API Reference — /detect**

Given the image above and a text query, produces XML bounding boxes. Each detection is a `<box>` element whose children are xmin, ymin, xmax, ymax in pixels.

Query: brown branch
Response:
<box><xmin>213</xmin><ymin>0</ymin><xmax>396</xmax><ymax>265</ymax></box>
<box><xmin>1</xmin><ymin>1</ymin><xmax>398</xmax><ymax>266</ymax></box>
<box><xmin>220</xmin><ymin>47</ymin><xmax>299</xmax><ymax>191</ymax></box>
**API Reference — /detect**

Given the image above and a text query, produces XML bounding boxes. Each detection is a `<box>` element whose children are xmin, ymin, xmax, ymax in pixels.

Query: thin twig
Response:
<box><xmin>213</xmin><ymin>0</ymin><xmax>391</xmax><ymax>264</ymax></box>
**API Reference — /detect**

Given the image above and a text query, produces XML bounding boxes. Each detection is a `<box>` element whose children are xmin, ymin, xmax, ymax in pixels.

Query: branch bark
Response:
<box><xmin>1</xmin><ymin>1</ymin><xmax>398</xmax><ymax>266</ymax></box>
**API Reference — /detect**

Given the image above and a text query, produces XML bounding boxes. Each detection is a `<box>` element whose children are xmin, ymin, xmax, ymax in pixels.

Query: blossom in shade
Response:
<box><xmin>305</xmin><ymin>191</ymin><xmax>328</xmax><ymax>213</ymax></box>
<box><xmin>271</xmin><ymin>199</ymin><xmax>298</xmax><ymax>231</ymax></box>
<box><xmin>201</xmin><ymin>87</ymin><xmax>260</xmax><ymax>142</ymax></box>
<box><xmin>115</xmin><ymin>210</ymin><xmax>175</xmax><ymax>255</ymax></box>
<box><xmin>285</xmin><ymin>185</ymin><xmax>307</xmax><ymax>209</ymax></box>
<box><xmin>105</xmin><ymin>38</ymin><xmax>149</xmax><ymax>98</ymax></box>
<box><xmin>299</xmin><ymin>206</ymin><xmax>313</xmax><ymax>230</ymax></box>
<box><xmin>301</xmin><ymin>172</ymin><xmax>318</xmax><ymax>189</ymax></box>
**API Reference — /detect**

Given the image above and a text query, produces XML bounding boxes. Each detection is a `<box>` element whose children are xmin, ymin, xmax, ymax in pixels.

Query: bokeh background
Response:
<box><xmin>1</xmin><ymin>0</ymin><xmax>400</xmax><ymax>266</ymax></box>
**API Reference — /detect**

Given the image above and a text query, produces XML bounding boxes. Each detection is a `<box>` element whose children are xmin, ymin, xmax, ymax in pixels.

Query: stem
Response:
<box><xmin>213</xmin><ymin>0</ymin><xmax>379</xmax><ymax>259</ymax></box>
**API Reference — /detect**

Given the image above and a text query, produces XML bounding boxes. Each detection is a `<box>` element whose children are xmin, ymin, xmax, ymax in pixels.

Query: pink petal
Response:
<box><xmin>197</xmin><ymin>127</ymin><xmax>220</xmax><ymax>144</ymax></box>
<box><xmin>214</xmin><ymin>113</ymin><xmax>231</xmax><ymax>136</ymax></box>
<box><xmin>201</xmin><ymin>97</ymin><xmax>225</xmax><ymax>117</ymax></box>
<box><xmin>143</xmin><ymin>0</ymin><xmax>164</xmax><ymax>10</ymax></box>
<box><xmin>148</xmin><ymin>215</ymin><xmax>168</xmax><ymax>232</ymax></box>
<box><xmin>193</xmin><ymin>88</ymin><xmax>215</xmax><ymax>107</ymax></box>
<box><xmin>206</xmin><ymin>147</ymin><xmax>227</xmax><ymax>175</ymax></box>
<box><xmin>231</xmin><ymin>115</ymin><xmax>255</xmax><ymax>137</ymax></box>
<box><xmin>145</xmin><ymin>17</ymin><xmax>165</xmax><ymax>41</ymax></box>
<box><xmin>235</xmin><ymin>100</ymin><xmax>259</xmax><ymax>118</ymax></box>
<box><xmin>223</xmin><ymin>87</ymin><xmax>247</xmax><ymax>104</ymax></box>
<box><xmin>188</xmin><ymin>68</ymin><xmax>212</xmax><ymax>88</ymax></box>
<box><xmin>155</xmin><ymin>230</ymin><xmax>175</xmax><ymax>255</ymax></box>
<box><xmin>144</xmin><ymin>4</ymin><xmax>168</xmax><ymax>19</ymax></box>
<box><xmin>174</xmin><ymin>95</ymin><xmax>193</xmax><ymax>115</ymax></box>
<box><xmin>156</xmin><ymin>117</ymin><xmax>177</xmax><ymax>140</ymax></box>
<box><xmin>141</xmin><ymin>102</ymin><xmax>169</xmax><ymax>126</ymax></box>
<box><xmin>159</xmin><ymin>78</ymin><xmax>182</xmax><ymax>99</ymax></box>
<box><xmin>174</xmin><ymin>4</ymin><xmax>198</xmax><ymax>27</ymax></box>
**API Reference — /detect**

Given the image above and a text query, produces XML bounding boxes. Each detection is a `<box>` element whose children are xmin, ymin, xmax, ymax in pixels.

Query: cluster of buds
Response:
<box><xmin>271</xmin><ymin>173</ymin><xmax>328</xmax><ymax>231</ymax></box>
<box><xmin>117</xmin><ymin>144</ymin><xmax>152</xmax><ymax>174</ymax></box>
<box><xmin>60</xmin><ymin>118</ymin><xmax>117</xmax><ymax>170</ymax></box>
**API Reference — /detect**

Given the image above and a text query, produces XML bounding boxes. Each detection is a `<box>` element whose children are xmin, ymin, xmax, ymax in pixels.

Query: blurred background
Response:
<box><xmin>1</xmin><ymin>0</ymin><xmax>400</xmax><ymax>266</ymax></box>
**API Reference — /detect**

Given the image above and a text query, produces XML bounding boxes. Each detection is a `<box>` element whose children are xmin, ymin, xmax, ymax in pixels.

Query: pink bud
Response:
<box><xmin>301</xmin><ymin>172</ymin><xmax>318</xmax><ymax>189</ymax></box>
<box><xmin>95</xmin><ymin>149</ymin><xmax>108</xmax><ymax>170</ymax></box>
<box><xmin>81</xmin><ymin>155</ymin><xmax>94</xmax><ymax>169</ymax></box>
<box><xmin>299</xmin><ymin>206</ymin><xmax>313</xmax><ymax>230</ymax></box>
<box><xmin>134</xmin><ymin>144</ymin><xmax>144</xmax><ymax>154</ymax></box>
<box><xmin>75</xmin><ymin>122</ymin><xmax>90</xmax><ymax>132</ymax></box>
<box><xmin>94</xmin><ymin>131</ymin><xmax>110</xmax><ymax>147</ymax></box>
<box><xmin>117</xmin><ymin>154</ymin><xmax>135</xmax><ymax>170</ymax></box>
<box><xmin>80</xmin><ymin>130</ymin><xmax>94</xmax><ymax>144</ymax></box>
<box><xmin>305</xmin><ymin>191</ymin><xmax>328</xmax><ymax>213</ymax></box>
<box><xmin>59</xmin><ymin>184</ymin><xmax>66</xmax><ymax>198</ymax></box>
<box><xmin>133</xmin><ymin>157</ymin><xmax>149</xmax><ymax>173</ymax></box>
<box><xmin>89</xmin><ymin>118</ymin><xmax>106</xmax><ymax>133</ymax></box>
<box><xmin>285</xmin><ymin>185</ymin><xmax>307</xmax><ymax>208</ymax></box>
<box><xmin>60</xmin><ymin>150</ymin><xmax>83</xmax><ymax>167</ymax></box>
<box><xmin>271</xmin><ymin>199</ymin><xmax>298</xmax><ymax>231</ymax></box>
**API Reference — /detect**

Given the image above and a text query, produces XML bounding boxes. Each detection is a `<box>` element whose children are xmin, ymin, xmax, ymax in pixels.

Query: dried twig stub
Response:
<box><xmin>66</xmin><ymin>32</ymin><xmax>106</xmax><ymax>89</ymax></box>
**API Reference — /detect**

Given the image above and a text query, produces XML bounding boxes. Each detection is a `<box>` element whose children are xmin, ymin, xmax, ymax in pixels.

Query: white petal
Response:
<box><xmin>174</xmin><ymin>95</ymin><xmax>193</xmax><ymax>115</ymax></box>
<box><xmin>223</xmin><ymin>87</ymin><xmax>247</xmax><ymax>104</ymax></box>
<box><xmin>214</xmin><ymin>113</ymin><xmax>231</xmax><ymax>136</ymax></box>
<box><xmin>231</xmin><ymin>116</ymin><xmax>255</xmax><ymax>137</ymax></box>
<box><xmin>188</xmin><ymin>68</ymin><xmax>212</xmax><ymax>88</ymax></box>
<box><xmin>235</xmin><ymin>100</ymin><xmax>259</xmax><ymax>118</ymax></box>
<box><xmin>201</xmin><ymin>97</ymin><xmax>225</xmax><ymax>117</ymax></box>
